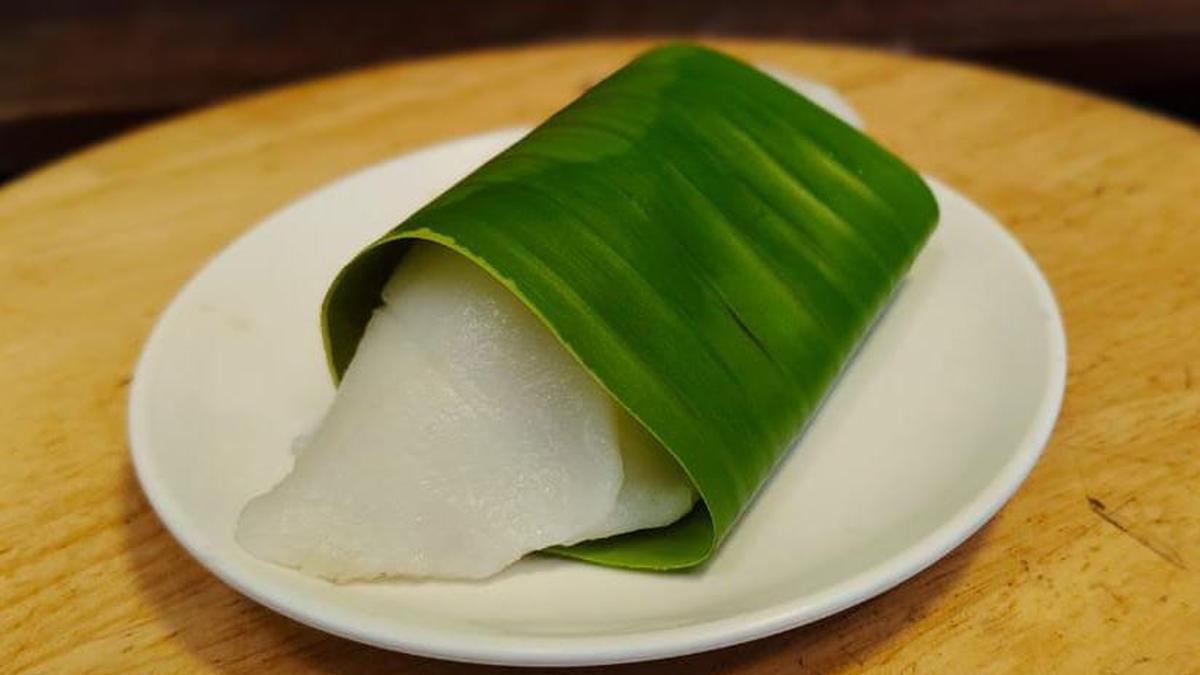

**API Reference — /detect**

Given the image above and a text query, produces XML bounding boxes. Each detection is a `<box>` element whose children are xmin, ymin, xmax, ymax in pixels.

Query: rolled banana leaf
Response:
<box><xmin>322</xmin><ymin>43</ymin><xmax>938</xmax><ymax>569</ymax></box>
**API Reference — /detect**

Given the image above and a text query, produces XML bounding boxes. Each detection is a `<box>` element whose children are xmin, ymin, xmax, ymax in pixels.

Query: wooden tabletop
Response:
<box><xmin>2</xmin><ymin>39</ymin><xmax>1197</xmax><ymax>674</ymax></box>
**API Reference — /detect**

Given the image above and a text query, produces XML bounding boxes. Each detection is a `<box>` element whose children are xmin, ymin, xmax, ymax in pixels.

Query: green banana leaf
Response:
<box><xmin>321</xmin><ymin>43</ymin><xmax>938</xmax><ymax>569</ymax></box>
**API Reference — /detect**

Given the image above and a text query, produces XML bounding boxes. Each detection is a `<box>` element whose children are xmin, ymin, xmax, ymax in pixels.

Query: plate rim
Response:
<box><xmin>128</xmin><ymin>129</ymin><xmax>1067</xmax><ymax>667</ymax></box>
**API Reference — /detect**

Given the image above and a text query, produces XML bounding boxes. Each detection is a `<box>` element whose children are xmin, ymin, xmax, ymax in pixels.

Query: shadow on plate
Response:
<box><xmin>122</xmin><ymin>464</ymin><xmax>984</xmax><ymax>673</ymax></box>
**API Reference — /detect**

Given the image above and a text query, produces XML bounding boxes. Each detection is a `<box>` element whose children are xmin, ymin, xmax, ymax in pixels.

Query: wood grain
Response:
<box><xmin>1</xmin><ymin>39</ymin><xmax>1198</xmax><ymax>674</ymax></box>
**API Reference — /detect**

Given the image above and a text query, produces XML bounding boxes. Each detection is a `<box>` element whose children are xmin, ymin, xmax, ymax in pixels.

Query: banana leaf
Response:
<box><xmin>321</xmin><ymin>43</ymin><xmax>938</xmax><ymax>569</ymax></box>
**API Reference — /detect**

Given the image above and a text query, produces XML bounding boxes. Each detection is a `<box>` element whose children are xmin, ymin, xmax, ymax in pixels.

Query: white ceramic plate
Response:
<box><xmin>130</xmin><ymin>82</ymin><xmax>1066</xmax><ymax>666</ymax></box>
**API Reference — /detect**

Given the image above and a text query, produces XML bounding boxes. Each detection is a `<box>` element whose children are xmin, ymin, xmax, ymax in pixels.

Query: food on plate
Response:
<box><xmin>237</xmin><ymin>43</ymin><xmax>938</xmax><ymax>580</ymax></box>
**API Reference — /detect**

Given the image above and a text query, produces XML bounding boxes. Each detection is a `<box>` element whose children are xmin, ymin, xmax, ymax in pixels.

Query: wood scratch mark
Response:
<box><xmin>1087</xmin><ymin>496</ymin><xmax>1187</xmax><ymax>570</ymax></box>
<box><xmin>1094</xmin><ymin>582</ymin><xmax>1128</xmax><ymax>609</ymax></box>
<box><xmin>1117</xmin><ymin>656</ymin><xmax>1154</xmax><ymax>674</ymax></box>
<box><xmin>1185</xmin><ymin>365</ymin><xmax>1193</xmax><ymax>390</ymax></box>
<box><xmin>837</xmin><ymin>642</ymin><xmax>866</xmax><ymax>667</ymax></box>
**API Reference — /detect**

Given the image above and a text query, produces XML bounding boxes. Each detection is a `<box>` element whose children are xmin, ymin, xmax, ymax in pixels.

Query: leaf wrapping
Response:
<box><xmin>322</xmin><ymin>44</ymin><xmax>938</xmax><ymax>569</ymax></box>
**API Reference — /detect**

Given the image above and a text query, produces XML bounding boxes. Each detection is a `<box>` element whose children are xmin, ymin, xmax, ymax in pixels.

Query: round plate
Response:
<box><xmin>130</xmin><ymin>114</ymin><xmax>1066</xmax><ymax>664</ymax></box>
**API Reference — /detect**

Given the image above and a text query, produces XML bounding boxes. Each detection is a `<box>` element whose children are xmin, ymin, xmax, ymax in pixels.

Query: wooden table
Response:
<box><xmin>2</xmin><ymin>39</ymin><xmax>1197</xmax><ymax>673</ymax></box>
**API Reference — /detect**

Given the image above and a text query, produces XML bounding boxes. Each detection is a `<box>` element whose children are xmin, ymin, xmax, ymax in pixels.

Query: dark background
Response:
<box><xmin>4</xmin><ymin>0</ymin><xmax>1198</xmax><ymax>183</ymax></box>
